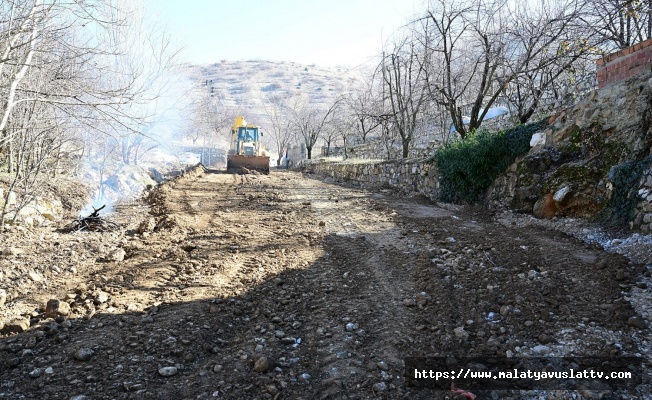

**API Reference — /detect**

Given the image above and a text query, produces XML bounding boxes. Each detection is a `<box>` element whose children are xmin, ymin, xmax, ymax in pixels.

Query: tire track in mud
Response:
<box><xmin>282</xmin><ymin>176</ymin><xmax>433</xmax><ymax>398</ymax></box>
<box><xmin>298</xmin><ymin>232</ymin><xmax>418</xmax><ymax>398</ymax></box>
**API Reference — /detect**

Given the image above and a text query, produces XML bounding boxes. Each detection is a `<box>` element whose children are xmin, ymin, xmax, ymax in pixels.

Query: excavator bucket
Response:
<box><xmin>227</xmin><ymin>155</ymin><xmax>270</xmax><ymax>175</ymax></box>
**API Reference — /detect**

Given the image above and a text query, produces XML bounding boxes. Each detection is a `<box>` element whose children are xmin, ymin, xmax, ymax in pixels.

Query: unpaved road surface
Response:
<box><xmin>0</xmin><ymin>168</ymin><xmax>649</xmax><ymax>399</ymax></box>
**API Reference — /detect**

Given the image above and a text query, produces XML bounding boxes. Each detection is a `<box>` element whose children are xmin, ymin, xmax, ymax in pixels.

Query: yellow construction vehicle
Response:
<box><xmin>227</xmin><ymin>116</ymin><xmax>270</xmax><ymax>174</ymax></box>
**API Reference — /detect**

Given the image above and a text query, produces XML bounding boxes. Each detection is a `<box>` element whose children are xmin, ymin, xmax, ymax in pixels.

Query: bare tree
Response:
<box><xmin>288</xmin><ymin>95</ymin><xmax>340</xmax><ymax>160</ymax></box>
<box><xmin>376</xmin><ymin>33</ymin><xmax>430</xmax><ymax>157</ymax></box>
<box><xmin>333</xmin><ymin>113</ymin><xmax>357</xmax><ymax>159</ymax></box>
<box><xmin>0</xmin><ymin>0</ymin><xmax>114</xmax><ymax>223</ymax></box>
<box><xmin>580</xmin><ymin>0</ymin><xmax>652</xmax><ymax>50</ymax></box>
<box><xmin>378</xmin><ymin>114</ymin><xmax>401</xmax><ymax>159</ymax></box>
<box><xmin>98</xmin><ymin>0</ymin><xmax>184</xmax><ymax>165</ymax></box>
<box><xmin>0</xmin><ymin>0</ymin><xmax>183</xmax><ymax>224</ymax></box>
<box><xmin>505</xmin><ymin>42</ymin><xmax>597</xmax><ymax>124</ymax></box>
<box><xmin>420</xmin><ymin>0</ymin><xmax>583</xmax><ymax>138</ymax></box>
<box><xmin>321</xmin><ymin>124</ymin><xmax>338</xmax><ymax>157</ymax></box>
<box><xmin>501</xmin><ymin>1</ymin><xmax>597</xmax><ymax>123</ymax></box>
<box><xmin>0</xmin><ymin>0</ymin><xmax>51</xmax><ymax>135</ymax></box>
<box><xmin>344</xmin><ymin>79</ymin><xmax>382</xmax><ymax>144</ymax></box>
<box><xmin>261</xmin><ymin>94</ymin><xmax>294</xmax><ymax>165</ymax></box>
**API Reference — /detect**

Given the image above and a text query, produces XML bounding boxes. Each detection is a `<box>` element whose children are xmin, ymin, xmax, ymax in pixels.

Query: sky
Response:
<box><xmin>150</xmin><ymin>0</ymin><xmax>423</xmax><ymax>68</ymax></box>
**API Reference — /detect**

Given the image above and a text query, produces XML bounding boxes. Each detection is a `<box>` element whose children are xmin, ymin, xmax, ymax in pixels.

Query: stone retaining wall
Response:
<box><xmin>635</xmin><ymin>165</ymin><xmax>652</xmax><ymax>232</ymax></box>
<box><xmin>303</xmin><ymin>159</ymin><xmax>439</xmax><ymax>200</ymax></box>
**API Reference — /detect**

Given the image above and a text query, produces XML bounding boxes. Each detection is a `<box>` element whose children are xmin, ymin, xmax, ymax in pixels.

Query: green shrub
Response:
<box><xmin>434</xmin><ymin>119</ymin><xmax>548</xmax><ymax>203</ymax></box>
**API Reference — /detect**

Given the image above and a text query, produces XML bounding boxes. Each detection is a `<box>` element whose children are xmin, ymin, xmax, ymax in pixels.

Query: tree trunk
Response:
<box><xmin>519</xmin><ymin>104</ymin><xmax>538</xmax><ymax>124</ymax></box>
<box><xmin>53</xmin><ymin>145</ymin><xmax>61</xmax><ymax>177</ymax></box>
<box><xmin>9</xmin><ymin>140</ymin><xmax>14</xmax><ymax>175</ymax></box>
<box><xmin>648</xmin><ymin>0</ymin><xmax>652</xmax><ymax>39</ymax></box>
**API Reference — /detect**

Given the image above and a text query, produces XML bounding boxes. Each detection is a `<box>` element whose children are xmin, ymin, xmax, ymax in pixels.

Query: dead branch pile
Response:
<box><xmin>61</xmin><ymin>205</ymin><xmax>120</xmax><ymax>232</ymax></box>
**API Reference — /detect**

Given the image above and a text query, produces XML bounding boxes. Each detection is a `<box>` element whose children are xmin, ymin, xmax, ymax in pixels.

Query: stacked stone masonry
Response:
<box><xmin>637</xmin><ymin>166</ymin><xmax>652</xmax><ymax>233</ymax></box>
<box><xmin>303</xmin><ymin>159</ymin><xmax>439</xmax><ymax>201</ymax></box>
<box><xmin>487</xmin><ymin>66</ymin><xmax>652</xmax><ymax>231</ymax></box>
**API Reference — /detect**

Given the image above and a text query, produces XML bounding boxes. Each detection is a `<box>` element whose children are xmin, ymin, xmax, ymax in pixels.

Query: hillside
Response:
<box><xmin>188</xmin><ymin>60</ymin><xmax>362</xmax><ymax>126</ymax></box>
<box><xmin>486</xmin><ymin>68</ymin><xmax>652</xmax><ymax>232</ymax></box>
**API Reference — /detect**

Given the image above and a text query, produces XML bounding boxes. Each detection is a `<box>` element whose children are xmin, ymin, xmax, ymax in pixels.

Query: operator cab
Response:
<box><xmin>238</xmin><ymin>127</ymin><xmax>259</xmax><ymax>141</ymax></box>
<box><xmin>236</xmin><ymin>126</ymin><xmax>262</xmax><ymax>155</ymax></box>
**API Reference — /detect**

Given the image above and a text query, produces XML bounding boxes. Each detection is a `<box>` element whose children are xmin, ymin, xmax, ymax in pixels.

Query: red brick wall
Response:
<box><xmin>596</xmin><ymin>39</ymin><xmax>652</xmax><ymax>89</ymax></box>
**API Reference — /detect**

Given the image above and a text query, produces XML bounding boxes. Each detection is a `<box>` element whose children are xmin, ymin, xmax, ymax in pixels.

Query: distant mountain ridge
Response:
<box><xmin>186</xmin><ymin>59</ymin><xmax>362</xmax><ymax>125</ymax></box>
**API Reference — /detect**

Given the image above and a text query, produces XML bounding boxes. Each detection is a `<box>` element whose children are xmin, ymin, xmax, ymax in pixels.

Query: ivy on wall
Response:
<box><xmin>434</xmin><ymin>120</ymin><xmax>548</xmax><ymax>203</ymax></box>
<box><xmin>603</xmin><ymin>155</ymin><xmax>652</xmax><ymax>227</ymax></box>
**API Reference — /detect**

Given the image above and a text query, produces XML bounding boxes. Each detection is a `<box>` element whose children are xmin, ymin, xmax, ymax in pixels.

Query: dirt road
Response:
<box><xmin>0</xmin><ymin>168</ymin><xmax>649</xmax><ymax>399</ymax></box>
